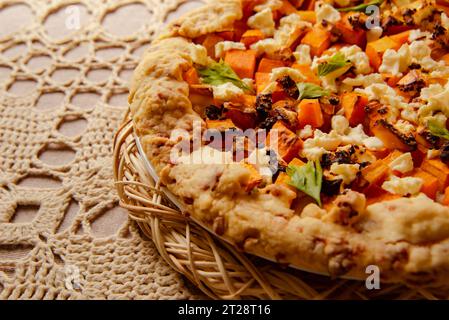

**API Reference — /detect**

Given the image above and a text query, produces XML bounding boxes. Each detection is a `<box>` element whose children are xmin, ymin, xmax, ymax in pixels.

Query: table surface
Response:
<box><xmin>0</xmin><ymin>0</ymin><xmax>205</xmax><ymax>299</ymax></box>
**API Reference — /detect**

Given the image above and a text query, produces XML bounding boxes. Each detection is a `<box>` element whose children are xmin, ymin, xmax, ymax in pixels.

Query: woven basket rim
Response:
<box><xmin>113</xmin><ymin>112</ymin><xmax>447</xmax><ymax>300</ymax></box>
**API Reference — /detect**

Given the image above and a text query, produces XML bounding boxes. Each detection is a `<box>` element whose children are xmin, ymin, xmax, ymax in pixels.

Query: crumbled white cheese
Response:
<box><xmin>381</xmin><ymin>176</ymin><xmax>423</xmax><ymax>196</ymax></box>
<box><xmin>215</xmin><ymin>41</ymin><xmax>246</xmax><ymax>58</ymax></box>
<box><xmin>330</xmin><ymin>163</ymin><xmax>360</xmax><ymax>184</ymax></box>
<box><xmin>298</xmin><ymin>125</ymin><xmax>313</xmax><ymax>139</ymax></box>
<box><xmin>331</xmin><ymin>115</ymin><xmax>349</xmax><ymax>135</ymax></box>
<box><xmin>189</xmin><ymin>43</ymin><xmax>211</xmax><ymax>66</ymax></box>
<box><xmin>212</xmin><ymin>82</ymin><xmax>244</xmax><ymax>100</ymax></box>
<box><xmin>408</xmin><ymin>29</ymin><xmax>432</xmax><ymax>42</ymax></box>
<box><xmin>379</xmin><ymin>44</ymin><xmax>411</xmax><ymax>76</ymax></box>
<box><xmin>363</xmin><ymin>137</ymin><xmax>384</xmax><ymax>150</ymax></box>
<box><xmin>293</xmin><ymin>44</ymin><xmax>312</xmax><ymax>65</ymax></box>
<box><xmin>395</xmin><ymin>119</ymin><xmax>414</xmax><ymax>134</ymax></box>
<box><xmin>367</xmin><ymin>26</ymin><xmax>383</xmax><ymax>42</ymax></box>
<box><xmin>419</xmin><ymin>83</ymin><xmax>449</xmax><ymax>118</ymax></box>
<box><xmin>248</xmin><ymin>8</ymin><xmax>275</xmax><ymax>36</ymax></box>
<box><xmin>342</xmin><ymin>73</ymin><xmax>385</xmax><ymax>88</ymax></box>
<box><xmin>270</xmin><ymin>67</ymin><xmax>305</xmax><ymax>82</ymax></box>
<box><xmin>442</xmin><ymin>12</ymin><xmax>449</xmax><ymax>30</ymax></box>
<box><xmin>427</xmin><ymin>149</ymin><xmax>440</xmax><ymax>159</ymax></box>
<box><xmin>254</xmin><ymin>0</ymin><xmax>283</xmax><ymax>11</ymax></box>
<box><xmin>389</xmin><ymin>152</ymin><xmax>414</xmax><ymax>174</ymax></box>
<box><xmin>355</xmin><ymin>83</ymin><xmax>404</xmax><ymax>121</ymax></box>
<box><xmin>315</xmin><ymin>2</ymin><xmax>341</xmax><ymax>24</ymax></box>
<box><xmin>401</xmin><ymin>104</ymin><xmax>418</xmax><ymax>123</ymax></box>
<box><xmin>250</xmin><ymin>13</ymin><xmax>311</xmax><ymax>56</ymax></box>
<box><xmin>250</xmin><ymin>38</ymin><xmax>279</xmax><ymax>56</ymax></box>
<box><xmin>301</xmin><ymin>129</ymin><xmax>341</xmax><ymax>160</ymax></box>
<box><xmin>339</xmin><ymin>45</ymin><xmax>372</xmax><ymax>75</ymax></box>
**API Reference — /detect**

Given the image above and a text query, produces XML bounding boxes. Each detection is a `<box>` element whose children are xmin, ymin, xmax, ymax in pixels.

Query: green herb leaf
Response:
<box><xmin>197</xmin><ymin>60</ymin><xmax>251</xmax><ymax>92</ymax></box>
<box><xmin>286</xmin><ymin>160</ymin><xmax>323</xmax><ymax>206</ymax></box>
<box><xmin>297</xmin><ymin>83</ymin><xmax>329</xmax><ymax>100</ymax></box>
<box><xmin>317</xmin><ymin>52</ymin><xmax>350</xmax><ymax>77</ymax></box>
<box><xmin>338</xmin><ymin>0</ymin><xmax>384</xmax><ymax>12</ymax></box>
<box><xmin>428</xmin><ymin>118</ymin><xmax>449</xmax><ymax>140</ymax></box>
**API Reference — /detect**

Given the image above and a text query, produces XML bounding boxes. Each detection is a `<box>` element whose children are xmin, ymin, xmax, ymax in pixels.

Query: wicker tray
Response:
<box><xmin>113</xmin><ymin>111</ymin><xmax>446</xmax><ymax>300</ymax></box>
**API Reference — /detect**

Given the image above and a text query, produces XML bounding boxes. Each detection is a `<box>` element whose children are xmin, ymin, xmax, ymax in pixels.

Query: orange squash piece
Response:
<box><xmin>183</xmin><ymin>67</ymin><xmax>200</xmax><ymax>85</ymax></box>
<box><xmin>413</xmin><ymin>169</ymin><xmax>439</xmax><ymax>200</ymax></box>
<box><xmin>255</xmin><ymin>72</ymin><xmax>271</xmax><ymax>93</ymax></box>
<box><xmin>291</xmin><ymin>63</ymin><xmax>320</xmax><ymax>84</ymax></box>
<box><xmin>296</xmin><ymin>10</ymin><xmax>316</xmax><ymax>23</ymax></box>
<box><xmin>300</xmin><ymin>27</ymin><xmax>331</xmax><ymax>57</ymax></box>
<box><xmin>341</xmin><ymin>92</ymin><xmax>368</xmax><ymax>126</ymax></box>
<box><xmin>258</xmin><ymin>58</ymin><xmax>285</xmax><ymax>73</ymax></box>
<box><xmin>278</xmin><ymin>0</ymin><xmax>297</xmax><ymax>14</ymax></box>
<box><xmin>296</xmin><ymin>99</ymin><xmax>323</xmax><ymax>128</ymax></box>
<box><xmin>362</xmin><ymin>160</ymin><xmax>390</xmax><ymax>186</ymax></box>
<box><xmin>240</xmin><ymin>29</ymin><xmax>265</xmax><ymax>47</ymax></box>
<box><xmin>366</xmin><ymin>36</ymin><xmax>401</xmax><ymax>70</ymax></box>
<box><xmin>224</xmin><ymin>49</ymin><xmax>257</xmax><ymax>79</ymax></box>
<box><xmin>225</xmin><ymin>109</ymin><xmax>257</xmax><ymax>130</ymax></box>
<box><xmin>217</xmin><ymin>30</ymin><xmax>234</xmax><ymax>41</ymax></box>
<box><xmin>335</xmin><ymin>14</ymin><xmax>366</xmax><ymax>48</ymax></box>
<box><xmin>202</xmin><ymin>34</ymin><xmax>224</xmax><ymax>58</ymax></box>
<box><xmin>420</xmin><ymin>159</ymin><xmax>449</xmax><ymax>191</ymax></box>
<box><xmin>267</xmin><ymin>121</ymin><xmax>303</xmax><ymax>163</ymax></box>
<box><xmin>441</xmin><ymin>53</ymin><xmax>449</xmax><ymax>65</ymax></box>
<box><xmin>389</xmin><ymin>30</ymin><xmax>411</xmax><ymax>45</ymax></box>
<box><xmin>206</xmin><ymin>119</ymin><xmax>236</xmax><ymax>131</ymax></box>
<box><xmin>370</xmin><ymin>119</ymin><xmax>415</xmax><ymax>151</ymax></box>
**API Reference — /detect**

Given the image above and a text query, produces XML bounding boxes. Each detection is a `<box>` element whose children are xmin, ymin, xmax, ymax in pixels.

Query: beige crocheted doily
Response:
<box><xmin>0</xmin><ymin>0</ymin><xmax>207</xmax><ymax>299</ymax></box>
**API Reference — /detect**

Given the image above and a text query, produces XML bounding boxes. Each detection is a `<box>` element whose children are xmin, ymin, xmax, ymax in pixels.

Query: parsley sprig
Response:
<box><xmin>317</xmin><ymin>52</ymin><xmax>350</xmax><ymax>77</ymax></box>
<box><xmin>297</xmin><ymin>83</ymin><xmax>329</xmax><ymax>100</ymax></box>
<box><xmin>428</xmin><ymin>118</ymin><xmax>449</xmax><ymax>140</ymax></box>
<box><xmin>286</xmin><ymin>160</ymin><xmax>323</xmax><ymax>206</ymax></box>
<box><xmin>197</xmin><ymin>60</ymin><xmax>251</xmax><ymax>92</ymax></box>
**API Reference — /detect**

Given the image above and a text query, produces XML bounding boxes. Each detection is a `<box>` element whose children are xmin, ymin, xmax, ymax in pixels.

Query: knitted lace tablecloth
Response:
<box><xmin>0</xmin><ymin>0</ymin><xmax>206</xmax><ymax>300</ymax></box>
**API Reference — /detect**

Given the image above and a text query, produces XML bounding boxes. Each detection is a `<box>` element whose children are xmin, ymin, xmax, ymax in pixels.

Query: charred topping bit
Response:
<box><xmin>328</xmin><ymin>95</ymin><xmax>340</xmax><ymax>106</ymax></box>
<box><xmin>377</xmin><ymin>119</ymin><xmax>418</xmax><ymax>151</ymax></box>
<box><xmin>255</xmin><ymin>93</ymin><xmax>273</xmax><ymax>118</ymax></box>
<box><xmin>321</xmin><ymin>149</ymin><xmax>354</xmax><ymax>168</ymax></box>
<box><xmin>408</xmin><ymin>62</ymin><xmax>422</xmax><ymax>70</ymax></box>
<box><xmin>382</xmin><ymin>16</ymin><xmax>403</xmax><ymax>29</ymax></box>
<box><xmin>322</xmin><ymin>178</ymin><xmax>343</xmax><ymax>196</ymax></box>
<box><xmin>348</xmin><ymin>14</ymin><xmax>366</xmax><ymax>30</ymax></box>
<box><xmin>419</xmin><ymin>129</ymin><xmax>440</xmax><ymax>148</ymax></box>
<box><xmin>440</xmin><ymin>142</ymin><xmax>449</xmax><ymax>162</ymax></box>
<box><xmin>397</xmin><ymin>71</ymin><xmax>426</xmax><ymax>96</ymax></box>
<box><xmin>402</xmin><ymin>8</ymin><xmax>416</xmax><ymax>25</ymax></box>
<box><xmin>259</xmin><ymin>116</ymin><xmax>278</xmax><ymax>130</ymax></box>
<box><xmin>277</xmin><ymin>76</ymin><xmax>299</xmax><ymax>99</ymax></box>
<box><xmin>205</xmin><ymin>105</ymin><xmax>222</xmax><ymax>120</ymax></box>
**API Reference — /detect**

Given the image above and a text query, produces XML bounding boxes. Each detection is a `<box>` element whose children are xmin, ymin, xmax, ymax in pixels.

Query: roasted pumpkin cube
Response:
<box><xmin>366</xmin><ymin>36</ymin><xmax>401</xmax><ymax>70</ymax></box>
<box><xmin>370</xmin><ymin>119</ymin><xmax>417</xmax><ymax>151</ymax></box>
<box><xmin>300</xmin><ymin>27</ymin><xmax>331</xmax><ymax>57</ymax></box>
<box><xmin>255</xmin><ymin>72</ymin><xmax>271</xmax><ymax>93</ymax></box>
<box><xmin>362</xmin><ymin>160</ymin><xmax>390</xmax><ymax>186</ymax></box>
<box><xmin>421</xmin><ymin>159</ymin><xmax>449</xmax><ymax>191</ymax></box>
<box><xmin>225</xmin><ymin>108</ymin><xmax>257</xmax><ymax>130</ymax></box>
<box><xmin>296</xmin><ymin>99</ymin><xmax>324</xmax><ymax>128</ymax></box>
<box><xmin>341</xmin><ymin>92</ymin><xmax>368</xmax><ymax>126</ymax></box>
<box><xmin>202</xmin><ymin>34</ymin><xmax>225</xmax><ymax>58</ymax></box>
<box><xmin>258</xmin><ymin>58</ymin><xmax>285</xmax><ymax>73</ymax></box>
<box><xmin>296</xmin><ymin>10</ymin><xmax>316</xmax><ymax>23</ymax></box>
<box><xmin>241</xmin><ymin>29</ymin><xmax>265</xmax><ymax>47</ymax></box>
<box><xmin>206</xmin><ymin>118</ymin><xmax>236</xmax><ymax>131</ymax></box>
<box><xmin>291</xmin><ymin>63</ymin><xmax>320</xmax><ymax>84</ymax></box>
<box><xmin>267</xmin><ymin>121</ymin><xmax>303</xmax><ymax>163</ymax></box>
<box><xmin>224</xmin><ymin>49</ymin><xmax>257</xmax><ymax>79</ymax></box>
<box><xmin>413</xmin><ymin>168</ymin><xmax>439</xmax><ymax>199</ymax></box>
<box><xmin>183</xmin><ymin>67</ymin><xmax>200</xmax><ymax>85</ymax></box>
<box><xmin>335</xmin><ymin>14</ymin><xmax>366</xmax><ymax>48</ymax></box>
